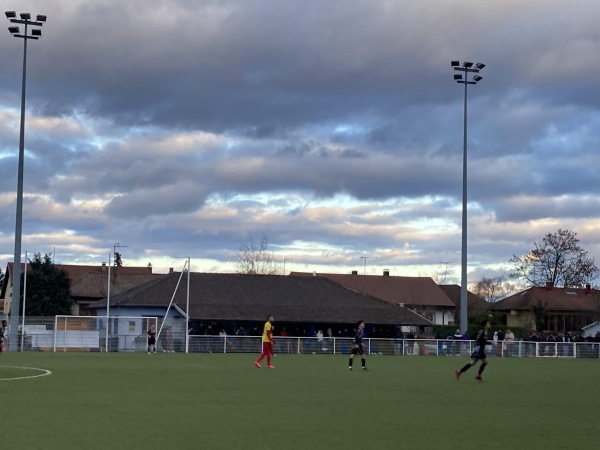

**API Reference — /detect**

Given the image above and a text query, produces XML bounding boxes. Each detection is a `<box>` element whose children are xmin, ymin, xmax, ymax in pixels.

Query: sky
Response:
<box><xmin>2</xmin><ymin>0</ymin><xmax>600</xmax><ymax>285</ymax></box>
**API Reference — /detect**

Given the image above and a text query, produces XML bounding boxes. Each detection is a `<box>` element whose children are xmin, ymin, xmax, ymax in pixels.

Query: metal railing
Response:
<box><xmin>185</xmin><ymin>336</ymin><xmax>600</xmax><ymax>358</ymax></box>
<box><xmin>7</xmin><ymin>322</ymin><xmax>600</xmax><ymax>358</ymax></box>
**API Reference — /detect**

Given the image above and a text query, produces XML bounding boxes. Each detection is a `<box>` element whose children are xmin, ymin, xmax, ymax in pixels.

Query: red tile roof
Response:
<box><xmin>492</xmin><ymin>286</ymin><xmax>599</xmax><ymax>312</ymax></box>
<box><xmin>2</xmin><ymin>262</ymin><xmax>154</xmax><ymax>301</ymax></box>
<box><xmin>438</xmin><ymin>284</ymin><xmax>489</xmax><ymax>312</ymax></box>
<box><xmin>290</xmin><ymin>272</ymin><xmax>455</xmax><ymax>308</ymax></box>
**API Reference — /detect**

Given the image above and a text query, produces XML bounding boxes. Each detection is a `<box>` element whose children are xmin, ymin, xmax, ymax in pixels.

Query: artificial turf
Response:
<box><xmin>1</xmin><ymin>352</ymin><xmax>597</xmax><ymax>450</ymax></box>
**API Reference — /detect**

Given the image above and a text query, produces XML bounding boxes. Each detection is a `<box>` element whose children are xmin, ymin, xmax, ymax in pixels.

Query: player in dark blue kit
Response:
<box><xmin>348</xmin><ymin>320</ymin><xmax>368</xmax><ymax>371</ymax></box>
<box><xmin>455</xmin><ymin>320</ymin><xmax>491</xmax><ymax>382</ymax></box>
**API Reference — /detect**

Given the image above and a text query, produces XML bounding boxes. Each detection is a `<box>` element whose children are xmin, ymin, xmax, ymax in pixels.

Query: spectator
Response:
<box><xmin>504</xmin><ymin>328</ymin><xmax>515</xmax><ymax>356</ymax></box>
<box><xmin>505</xmin><ymin>328</ymin><xmax>515</xmax><ymax>341</ymax></box>
<box><xmin>317</xmin><ymin>329</ymin><xmax>327</xmax><ymax>352</ymax></box>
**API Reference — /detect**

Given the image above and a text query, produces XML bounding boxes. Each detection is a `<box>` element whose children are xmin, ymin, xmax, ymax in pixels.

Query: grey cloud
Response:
<box><xmin>4</xmin><ymin>0</ymin><xmax>600</xmax><ymax>282</ymax></box>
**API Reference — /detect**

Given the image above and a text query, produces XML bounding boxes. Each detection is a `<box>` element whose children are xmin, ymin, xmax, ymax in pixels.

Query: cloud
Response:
<box><xmin>2</xmin><ymin>0</ymin><xmax>600</xmax><ymax>284</ymax></box>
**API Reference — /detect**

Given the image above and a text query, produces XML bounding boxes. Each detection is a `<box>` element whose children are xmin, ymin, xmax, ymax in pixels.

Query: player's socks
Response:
<box><xmin>478</xmin><ymin>362</ymin><xmax>487</xmax><ymax>375</ymax></box>
<box><xmin>361</xmin><ymin>358</ymin><xmax>366</xmax><ymax>369</ymax></box>
<box><xmin>348</xmin><ymin>358</ymin><xmax>353</xmax><ymax>368</ymax></box>
<box><xmin>459</xmin><ymin>363</ymin><xmax>472</xmax><ymax>373</ymax></box>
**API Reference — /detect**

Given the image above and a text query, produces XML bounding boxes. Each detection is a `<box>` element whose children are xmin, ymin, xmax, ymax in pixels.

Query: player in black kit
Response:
<box><xmin>147</xmin><ymin>325</ymin><xmax>157</xmax><ymax>354</ymax></box>
<box><xmin>455</xmin><ymin>320</ymin><xmax>491</xmax><ymax>382</ymax></box>
<box><xmin>348</xmin><ymin>320</ymin><xmax>368</xmax><ymax>371</ymax></box>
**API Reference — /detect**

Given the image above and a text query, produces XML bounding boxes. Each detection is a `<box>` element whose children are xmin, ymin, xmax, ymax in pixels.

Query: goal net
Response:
<box><xmin>53</xmin><ymin>315</ymin><xmax>159</xmax><ymax>352</ymax></box>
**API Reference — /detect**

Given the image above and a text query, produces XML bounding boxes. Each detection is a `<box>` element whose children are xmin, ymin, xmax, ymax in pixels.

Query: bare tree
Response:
<box><xmin>471</xmin><ymin>276</ymin><xmax>517</xmax><ymax>303</ymax></box>
<box><xmin>509</xmin><ymin>229</ymin><xmax>598</xmax><ymax>288</ymax></box>
<box><xmin>235</xmin><ymin>232</ymin><xmax>279</xmax><ymax>275</ymax></box>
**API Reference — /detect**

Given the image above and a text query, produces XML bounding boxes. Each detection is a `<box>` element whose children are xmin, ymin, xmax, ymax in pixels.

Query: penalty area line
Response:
<box><xmin>0</xmin><ymin>366</ymin><xmax>53</xmax><ymax>381</ymax></box>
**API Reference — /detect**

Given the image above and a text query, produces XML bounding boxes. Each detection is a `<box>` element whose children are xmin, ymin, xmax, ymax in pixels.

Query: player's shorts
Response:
<box><xmin>351</xmin><ymin>345</ymin><xmax>364</xmax><ymax>356</ymax></box>
<box><xmin>262</xmin><ymin>341</ymin><xmax>273</xmax><ymax>354</ymax></box>
<box><xmin>470</xmin><ymin>345</ymin><xmax>486</xmax><ymax>360</ymax></box>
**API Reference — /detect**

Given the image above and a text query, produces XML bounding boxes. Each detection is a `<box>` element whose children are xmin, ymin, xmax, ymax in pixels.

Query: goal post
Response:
<box><xmin>53</xmin><ymin>315</ymin><xmax>158</xmax><ymax>352</ymax></box>
<box><xmin>156</xmin><ymin>257</ymin><xmax>191</xmax><ymax>353</ymax></box>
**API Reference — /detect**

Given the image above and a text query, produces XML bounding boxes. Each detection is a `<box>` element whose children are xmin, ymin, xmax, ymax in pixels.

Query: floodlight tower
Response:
<box><xmin>451</xmin><ymin>60</ymin><xmax>485</xmax><ymax>334</ymax></box>
<box><xmin>5</xmin><ymin>11</ymin><xmax>47</xmax><ymax>351</ymax></box>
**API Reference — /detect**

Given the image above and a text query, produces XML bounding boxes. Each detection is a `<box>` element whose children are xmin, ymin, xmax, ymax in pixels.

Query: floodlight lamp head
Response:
<box><xmin>451</xmin><ymin>60</ymin><xmax>460</xmax><ymax>67</ymax></box>
<box><xmin>5</xmin><ymin>11</ymin><xmax>16</xmax><ymax>19</ymax></box>
<box><xmin>473</xmin><ymin>75</ymin><xmax>483</xmax><ymax>82</ymax></box>
<box><xmin>20</xmin><ymin>12</ymin><xmax>31</xmax><ymax>20</ymax></box>
<box><xmin>31</xmin><ymin>28</ymin><xmax>41</xmax><ymax>36</ymax></box>
<box><xmin>36</xmin><ymin>15</ymin><xmax>47</xmax><ymax>22</ymax></box>
<box><xmin>463</xmin><ymin>61</ymin><xmax>474</xmax><ymax>68</ymax></box>
<box><xmin>453</xmin><ymin>74</ymin><xmax>462</xmax><ymax>81</ymax></box>
<box><xmin>476</xmin><ymin>62</ymin><xmax>486</xmax><ymax>70</ymax></box>
<box><xmin>8</xmin><ymin>26</ymin><xmax>19</xmax><ymax>34</ymax></box>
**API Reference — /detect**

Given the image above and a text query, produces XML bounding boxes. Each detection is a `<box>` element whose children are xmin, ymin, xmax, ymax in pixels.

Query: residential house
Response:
<box><xmin>438</xmin><ymin>284</ymin><xmax>489</xmax><ymax>323</ymax></box>
<box><xmin>491</xmin><ymin>282</ymin><xmax>600</xmax><ymax>333</ymax></box>
<box><xmin>1</xmin><ymin>262</ymin><xmax>158</xmax><ymax>316</ymax></box>
<box><xmin>291</xmin><ymin>270</ymin><xmax>456</xmax><ymax>325</ymax></box>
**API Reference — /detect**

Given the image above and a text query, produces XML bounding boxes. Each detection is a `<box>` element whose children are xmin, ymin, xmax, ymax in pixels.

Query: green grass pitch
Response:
<box><xmin>1</xmin><ymin>352</ymin><xmax>598</xmax><ymax>450</ymax></box>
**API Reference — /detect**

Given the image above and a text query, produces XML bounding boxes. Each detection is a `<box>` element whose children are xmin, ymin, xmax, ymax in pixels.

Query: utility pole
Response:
<box><xmin>360</xmin><ymin>256</ymin><xmax>371</xmax><ymax>275</ymax></box>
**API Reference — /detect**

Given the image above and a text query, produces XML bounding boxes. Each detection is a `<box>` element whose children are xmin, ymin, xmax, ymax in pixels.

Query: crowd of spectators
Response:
<box><xmin>187</xmin><ymin>321</ymin><xmax>401</xmax><ymax>339</ymax></box>
<box><xmin>187</xmin><ymin>321</ymin><xmax>600</xmax><ymax>345</ymax></box>
<box><xmin>522</xmin><ymin>331</ymin><xmax>600</xmax><ymax>343</ymax></box>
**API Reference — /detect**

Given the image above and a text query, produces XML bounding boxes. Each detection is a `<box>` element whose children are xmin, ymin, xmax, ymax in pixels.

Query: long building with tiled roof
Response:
<box><xmin>89</xmin><ymin>272</ymin><xmax>432</xmax><ymax>327</ymax></box>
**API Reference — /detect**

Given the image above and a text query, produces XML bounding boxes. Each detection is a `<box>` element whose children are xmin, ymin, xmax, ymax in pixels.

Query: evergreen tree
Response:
<box><xmin>20</xmin><ymin>253</ymin><xmax>73</xmax><ymax>316</ymax></box>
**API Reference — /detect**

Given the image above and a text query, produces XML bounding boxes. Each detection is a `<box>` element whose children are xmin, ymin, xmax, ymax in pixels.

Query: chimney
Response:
<box><xmin>545</xmin><ymin>281</ymin><xmax>554</xmax><ymax>291</ymax></box>
<box><xmin>169</xmin><ymin>267</ymin><xmax>174</xmax><ymax>274</ymax></box>
<box><xmin>383</xmin><ymin>270</ymin><xmax>390</xmax><ymax>276</ymax></box>
<box><xmin>351</xmin><ymin>270</ymin><xmax>358</xmax><ymax>275</ymax></box>
<box><xmin>585</xmin><ymin>284</ymin><xmax>591</xmax><ymax>295</ymax></box>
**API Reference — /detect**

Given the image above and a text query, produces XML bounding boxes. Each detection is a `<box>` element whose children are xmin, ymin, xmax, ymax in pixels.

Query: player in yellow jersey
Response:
<box><xmin>254</xmin><ymin>314</ymin><xmax>275</xmax><ymax>368</ymax></box>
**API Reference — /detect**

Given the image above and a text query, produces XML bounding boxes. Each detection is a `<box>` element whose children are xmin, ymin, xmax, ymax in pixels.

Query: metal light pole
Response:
<box><xmin>451</xmin><ymin>60</ymin><xmax>485</xmax><ymax>334</ymax></box>
<box><xmin>5</xmin><ymin>11</ymin><xmax>46</xmax><ymax>351</ymax></box>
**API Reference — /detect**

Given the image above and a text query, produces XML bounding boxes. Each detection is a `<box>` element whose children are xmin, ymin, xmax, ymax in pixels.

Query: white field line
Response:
<box><xmin>0</xmin><ymin>366</ymin><xmax>52</xmax><ymax>381</ymax></box>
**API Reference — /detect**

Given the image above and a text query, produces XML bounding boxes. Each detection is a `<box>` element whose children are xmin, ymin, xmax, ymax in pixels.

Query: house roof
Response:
<box><xmin>89</xmin><ymin>273</ymin><xmax>432</xmax><ymax>326</ymax></box>
<box><xmin>70</xmin><ymin>272</ymin><xmax>161</xmax><ymax>301</ymax></box>
<box><xmin>1</xmin><ymin>262</ymin><xmax>155</xmax><ymax>301</ymax></box>
<box><xmin>438</xmin><ymin>284</ymin><xmax>489</xmax><ymax>312</ymax></box>
<box><xmin>290</xmin><ymin>272</ymin><xmax>455</xmax><ymax>308</ymax></box>
<box><xmin>491</xmin><ymin>286</ymin><xmax>599</xmax><ymax>312</ymax></box>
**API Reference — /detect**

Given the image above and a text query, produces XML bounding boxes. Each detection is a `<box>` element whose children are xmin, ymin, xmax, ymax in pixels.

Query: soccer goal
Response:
<box><xmin>53</xmin><ymin>315</ymin><xmax>159</xmax><ymax>352</ymax></box>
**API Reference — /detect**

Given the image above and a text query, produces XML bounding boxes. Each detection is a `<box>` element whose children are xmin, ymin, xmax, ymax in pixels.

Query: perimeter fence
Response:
<box><xmin>186</xmin><ymin>336</ymin><xmax>600</xmax><ymax>358</ymax></box>
<box><xmin>7</xmin><ymin>317</ymin><xmax>600</xmax><ymax>358</ymax></box>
